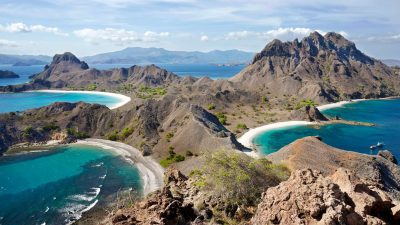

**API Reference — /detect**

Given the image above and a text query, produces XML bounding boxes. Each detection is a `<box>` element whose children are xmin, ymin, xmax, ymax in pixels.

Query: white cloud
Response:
<box><xmin>0</xmin><ymin>22</ymin><xmax>67</xmax><ymax>36</ymax></box>
<box><xmin>0</xmin><ymin>39</ymin><xmax>18</xmax><ymax>47</ymax></box>
<box><xmin>225</xmin><ymin>28</ymin><xmax>348</xmax><ymax>41</ymax></box>
<box><xmin>200</xmin><ymin>35</ymin><xmax>209</xmax><ymax>41</ymax></box>
<box><xmin>367</xmin><ymin>34</ymin><xmax>400</xmax><ymax>42</ymax></box>
<box><xmin>74</xmin><ymin>28</ymin><xmax>169</xmax><ymax>45</ymax></box>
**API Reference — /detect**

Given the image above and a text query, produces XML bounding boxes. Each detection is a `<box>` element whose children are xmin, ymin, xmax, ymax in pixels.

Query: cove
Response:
<box><xmin>0</xmin><ymin>145</ymin><xmax>142</xmax><ymax>225</ymax></box>
<box><xmin>0</xmin><ymin>90</ymin><xmax>130</xmax><ymax>113</ymax></box>
<box><xmin>253</xmin><ymin>98</ymin><xmax>400</xmax><ymax>163</ymax></box>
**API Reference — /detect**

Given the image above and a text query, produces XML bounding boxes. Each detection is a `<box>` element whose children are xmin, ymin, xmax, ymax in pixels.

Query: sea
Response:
<box><xmin>253</xmin><ymin>98</ymin><xmax>400</xmax><ymax>163</ymax></box>
<box><xmin>0</xmin><ymin>145</ymin><xmax>141</xmax><ymax>225</ymax></box>
<box><xmin>0</xmin><ymin>63</ymin><xmax>244</xmax><ymax>225</ymax></box>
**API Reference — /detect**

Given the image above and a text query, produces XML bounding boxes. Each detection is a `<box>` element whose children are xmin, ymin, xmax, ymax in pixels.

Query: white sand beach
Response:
<box><xmin>29</xmin><ymin>90</ymin><xmax>131</xmax><ymax>110</ymax></box>
<box><xmin>238</xmin><ymin>99</ymin><xmax>367</xmax><ymax>157</ymax></box>
<box><xmin>75</xmin><ymin>139</ymin><xmax>164</xmax><ymax>195</ymax></box>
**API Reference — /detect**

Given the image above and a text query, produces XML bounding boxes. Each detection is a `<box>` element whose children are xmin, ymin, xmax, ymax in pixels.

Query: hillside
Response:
<box><xmin>231</xmin><ymin>32</ymin><xmax>400</xmax><ymax>103</ymax></box>
<box><xmin>82</xmin><ymin>47</ymin><xmax>254</xmax><ymax>64</ymax></box>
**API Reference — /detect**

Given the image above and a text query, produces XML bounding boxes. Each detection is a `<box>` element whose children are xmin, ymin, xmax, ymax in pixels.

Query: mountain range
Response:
<box><xmin>0</xmin><ymin>48</ymin><xmax>254</xmax><ymax>65</ymax></box>
<box><xmin>81</xmin><ymin>47</ymin><xmax>254</xmax><ymax>64</ymax></box>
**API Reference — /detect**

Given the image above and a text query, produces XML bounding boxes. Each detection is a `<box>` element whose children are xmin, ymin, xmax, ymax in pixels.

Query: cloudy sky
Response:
<box><xmin>0</xmin><ymin>0</ymin><xmax>399</xmax><ymax>59</ymax></box>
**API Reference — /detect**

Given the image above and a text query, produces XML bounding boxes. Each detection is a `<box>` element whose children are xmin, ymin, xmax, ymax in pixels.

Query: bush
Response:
<box><xmin>194</xmin><ymin>150</ymin><xmax>289</xmax><ymax>206</ymax></box>
<box><xmin>295</xmin><ymin>99</ymin><xmax>318</xmax><ymax>110</ymax></box>
<box><xmin>216</xmin><ymin>112</ymin><xmax>227</xmax><ymax>125</ymax></box>
<box><xmin>166</xmin><ymin>132</ymin><xmax>174</xmax><ymax>142</ymax></box>
<box><xmin>86</xmin><ymin>84</ymin><xmax>97</xmax><ymax>91</ymax></box>
<box><xmin>160</xmin><ymin>150</ymin><xmax>186</xmax><ymax>167</ymax></box>
<box><xmin>42</xmin><ymin>123</ymin><xmax>60</xmax><ymax>132</ymax></box>
<box><xmin>207</xmin><ymin>103</ymin><xmax>216</xmax><ymax>110</ymax></box>
<box><xmin>66</xmin><ymin>128</ymin><xmax>89</xmax><ymax>139</ymax></box>
<box><xmin>185</xmin><ymin>150</ymin><xmax>194</xmax><ymax>157</ymax></box>
<box><xmin>120</xmin><ymin>127</ymin><xmax>134</xmax><ymax>139</ymax></box>
<box><xmin>107</xmin><ymin>130</ymin><xmax>119</xmax><ymax>141</ymax></box>
<box><xmin>236</xmin><ymin>123</ymin><xmax>247</xmax><ymax>130</ymax></box>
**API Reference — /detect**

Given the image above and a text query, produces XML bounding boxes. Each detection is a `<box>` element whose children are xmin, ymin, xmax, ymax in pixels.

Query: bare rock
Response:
<box><xmin>251</xmin><ymin>168</ymin><xmax>398</xmax><ymax>225</ymax></box>
<box><xmin>378</xmin><ymin>150</ymin><xmax>398</xmax><ymax>164</ymax></box>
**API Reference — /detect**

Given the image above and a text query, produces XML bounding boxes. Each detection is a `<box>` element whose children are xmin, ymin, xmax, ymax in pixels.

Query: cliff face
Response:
<box><xmin>231</xmin><ymin>32</ymin><xmax>400</xmax><ymax>103</ymax></box>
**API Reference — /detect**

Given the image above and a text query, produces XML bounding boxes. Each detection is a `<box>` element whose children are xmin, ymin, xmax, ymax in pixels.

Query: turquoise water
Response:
<box><xmin>253</xmin><ymin>98</ymin><xmax>400</xmax><ymax>163</ymax></box>
<box><xmin>0</xmin><ymin>64</ymin><xmax>244</xmax><ymax>87</ymax></box>
<box><xmin>0</xmin><ymin>145</ymin><xmax>141</xmax><ymax>225</ymax></box>
<box><xmin>0</xmin><ymin>92</ymin><xmax>123</xmax><ymax>113</ymax></box>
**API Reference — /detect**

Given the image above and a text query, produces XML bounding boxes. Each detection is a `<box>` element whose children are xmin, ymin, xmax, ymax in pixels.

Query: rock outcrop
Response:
<box><xmin>103</xmin><ymin>170</ymin><xmax>207</xmax><ymax>225</ymax></box>
<box><xmin>231</xmin><ymin>32</ymin><xmax>400</xmax><ymax>103</ymax></box>
<box><xmin>378</xmin><ymin>150</ymin><xmax>398</xmax><ymax>164</ymax></box>
<box><xmin>251</xmin><ymin>168</ymin><xmax>399</xmax><ymax>225</ymax></box>
<box><xmin>267</xmin><ymin>136</ymin><xmax>400</xmax><ymax>201</ymax></box>
<box><xmin>290</xmin><ymin>105</ymin><xmax>329</xmax><ymax>121</ymax></box>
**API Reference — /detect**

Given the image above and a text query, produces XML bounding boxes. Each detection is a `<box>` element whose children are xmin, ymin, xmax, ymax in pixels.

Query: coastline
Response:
<box><xmin>238</xmin><ymin>98</ymin><xmax>370</xmax><ymax>156</ymax></box>
<box><xmin>27</xmin><ymin>90</ymin><xmax>131</xmax><ymax>110</ymax></box>
<box><xmin>75</xmin><ymin>138</ymin><xmax>164</xmax><ymax>195</ymax></box>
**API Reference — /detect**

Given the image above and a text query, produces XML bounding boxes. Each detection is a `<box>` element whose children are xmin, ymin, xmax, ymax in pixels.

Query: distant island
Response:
<box><xmin>81</xmin><ymin>47</ymin><xmax>255</xmax><ymax>64</ymax></box>
<box><xmin>0</xmin><ymin>70</ymin><xmax>19</xmax><ymax>79</ymax></box>
<box><xmin>12</xmin><ymin>62</ymin><xmax>32</xmax><ymax>67</ymax></box>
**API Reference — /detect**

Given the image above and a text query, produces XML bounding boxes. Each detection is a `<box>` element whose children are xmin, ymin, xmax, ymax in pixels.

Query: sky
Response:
<box><xmin>0</xmin><ymin>0</ymin><xmax>399</xmax><ymax>59</ymax></box>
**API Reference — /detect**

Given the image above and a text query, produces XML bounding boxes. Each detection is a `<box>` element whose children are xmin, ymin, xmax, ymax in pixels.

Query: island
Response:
<box><xmin>0</xmin><ymin>70</ymin><xmax>20</xmax><ymax>79</ymax></box>
<box><xmin>12</xmin><ymin>62</ymin><xmax>31</xmax><ymax>67</ymax></box>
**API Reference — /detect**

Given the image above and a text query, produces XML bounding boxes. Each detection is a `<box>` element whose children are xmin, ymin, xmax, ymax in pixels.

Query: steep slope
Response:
<box><xmin>231</xmin><ymin>32</ymin><xmax>400</xmax><ymax>103</ymax></box>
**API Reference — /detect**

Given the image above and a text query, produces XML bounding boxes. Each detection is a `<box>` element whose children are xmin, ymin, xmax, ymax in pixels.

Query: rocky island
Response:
<box><xmin>0</xmin><ymin>70</ymin><xmax>19</xmax><ymax>79</ymax></box>
<box><xmin>0</xmin><ymin>32</ymin><xmax>399</xmax><ymax>224</ymax></box>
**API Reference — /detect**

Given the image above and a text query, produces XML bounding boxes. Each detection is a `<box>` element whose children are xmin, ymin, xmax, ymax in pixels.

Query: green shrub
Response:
<box><xmin>66</xmin><ymin>128</ymin><xmax>89</xmax><ymax>139</ymax></box>
<box><xmin>207</xmin><ymin>103</ymin><xmax>216</xmax><ymax>110</ymax></box>
<box><xmin>42</xmin><ymin>123</ymin><xmax>60</xmax><ymax>132</ymax></box>
<box><xmin>166</xmin><ymin>132</ymin><xmax>174</xmax><ymax>142</ymax></box>
<box><xmin>295</xmin><ymin>99</ymin><xmax>318</xmax><ymax>110</ymax></box>
<box><xmin>138</xmin><ymin>85</ymin><xmax>167</xmax><ymax>98</ymax></box>
<box><xmin>160</xmin><ymin>150</ymin><xmax>186</xmax><ymax>167</ymax></box>
<box><xmin>216</xmin><ymin>112</ymin><xmax>227</xmax><ymax>125</ymax></box>
<box><xmin>107</xmin><ymin>130</ymin><xmax>119</xmax><ymax>141</ymax></box>
<box><xmin>236</xmin><ymin>123</ymin><xmax>247</xmax><ymax>130</ymax></box>
<box><xmin>194</xmin><ymin>150</ymin><xmax>289</xmax><ymax>206</ymax></box>
<box><xmin>120</xmin><ymin>127</ymin><xmax>134</xmax><ymax>139</ymax></box>
<box><xmin>86</xmin><ymin>84</ymin><xmax>97</xmax><ymax>91</ymax></box>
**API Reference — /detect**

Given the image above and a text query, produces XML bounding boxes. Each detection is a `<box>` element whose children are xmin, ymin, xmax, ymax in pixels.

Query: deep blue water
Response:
<box><xmin>0</xmin><ymin>64</ymin><xmax>244</xmax><ymax>87</ymax></box>
<box><xmin>253</xmin><ymin>99</ymin><xmax>400</xmax><ymax>162</ymax></box>
<box><xmin>0</xmin><ymin>92</ymin><xmax>123</xmax><ymax>113</ymax></box>
<box><xmin>0</xmin><ymin>145</ymin><xmax>141</xmax><ymax>225</ymax></box>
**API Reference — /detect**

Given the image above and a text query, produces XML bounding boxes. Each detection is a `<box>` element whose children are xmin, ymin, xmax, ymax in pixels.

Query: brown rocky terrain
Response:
<box><xmin>252</xmin><ymin>168</ymin><xmax>399</xmax><ymax>225</ymax></box>
<box><xmin>231</xmin><ymin>32</ymin><xmax>400</xmax><ymax>103</ymax></box>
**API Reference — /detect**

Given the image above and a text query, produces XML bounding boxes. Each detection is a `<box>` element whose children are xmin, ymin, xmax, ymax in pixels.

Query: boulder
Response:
<box><xmin>378</xmin><ymin>150</ymin><xmax>398</xmax><ymax>164</ymax></box>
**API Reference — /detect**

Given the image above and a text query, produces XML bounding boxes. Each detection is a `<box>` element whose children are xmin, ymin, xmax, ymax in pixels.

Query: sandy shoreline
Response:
<box><xmin>75</xmin><ymin>139</ymin><xmax>164</xmax><ymax>195</ymax></box>
<box><xmin>238</xmin><ymin>99</ymin><xmax>368</xmax><ymax>156</ymax></box>
<box><xmin>28</xmin><ymin>90</ymin><xmax>131</xmax><ymax>110</ymax></box>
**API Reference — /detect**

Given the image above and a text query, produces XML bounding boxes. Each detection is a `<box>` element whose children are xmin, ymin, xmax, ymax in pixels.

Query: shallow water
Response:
<box><xmin>253</xmin><ymin>98</ymin><xmax>400</xmax><ymax>163</ymax></box>
<box><xmin>0</xmin><ymin>91</ymin><xmax>123</xmax><ymax>113</ymax></box>
<box><xmin>0</xmin><ymin>145</ymin><xmax>141</xmax><ymax>225</ymax></box>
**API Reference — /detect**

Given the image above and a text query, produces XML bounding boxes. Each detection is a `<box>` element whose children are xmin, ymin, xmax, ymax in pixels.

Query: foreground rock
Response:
<box><xmin>252</xmin><ymin>168</ymin><xmax>399</xmax><ymax>225</ymax></box>
<box><xmin>103</xmin><ymin>170</ymin><xmax>205</xmax><ymax>225</ymax></box>
<box><xmin>267</xmin><ymin>136</ymin><xmax>400</xmax><ymax>201</ymax></box>
<box><xmin>378</xmin><ymin>150</ymin><xmax>398</xmax><ymax>164</ymax></box>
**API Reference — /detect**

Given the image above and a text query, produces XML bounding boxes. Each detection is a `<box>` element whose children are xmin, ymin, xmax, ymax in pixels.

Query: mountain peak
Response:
<box><xmin>51</xmin><ymin>52</ymin><xmax>89</xmax><ymax>70</ymax></box>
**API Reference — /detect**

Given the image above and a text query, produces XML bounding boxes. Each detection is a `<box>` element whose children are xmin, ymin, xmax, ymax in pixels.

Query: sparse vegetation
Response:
<box><xmin>207</xmin><ymin>103</ymin><xmax>216</xmax><ymax>110</ymax></box>
<box><xmin>66</xmin><ymin>127</ymin><xmax>89</xmax><ymax>139</ymax></box>
<box><xmin>160</xmin><ymin>149</ymin><xmax>185</xmax><ymax>167</ymax></box>
<box><xmin>166</xmin><ymin>132</ymin><xmax>174</xmax><ymax>142</ymax></box>
<box><xmin>295</xmin><ymin>99</ymin><xmax>318</xmax><ymax>110</ymax></box>
<box><xmin>185</xmin><ymin>150</ymin><xmax>194</xmax><ymax>157</ymax></box>
<box><xmin>236</xmin><ymin>123</ymin><xmax>248</xmax><ymax>130</ymax></box>
<box><xmin>216</xmin><ymin>112</ymin><xmax>227</xmax><ymax>125</ymax></box>
<box><xmin>86</xmin><ymin>83</ymin><xmax>97</xmax><ymax>91</ymax></box>
<box><xmin>42</xmin><ymin>123</ymin><xmax>60</xmax><ymax>132</ymax></box>
<box><xmin>192</xmin><ymin>150</ymin><xmax>289</xmax><ymax>206</ymax></box>
<box><xmin>137</xmin><ymin>85</ymin><xmax>167</xmax><ymax>98</ymax></box>
<box><xmin>120</xmin><ymin>127</ymin><xmax>134</xmax><ymax>139</ymax></box>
